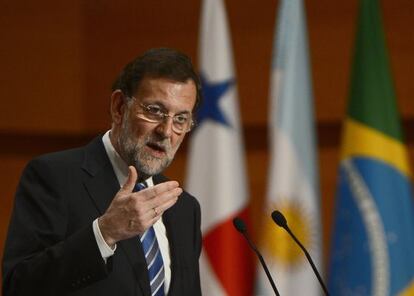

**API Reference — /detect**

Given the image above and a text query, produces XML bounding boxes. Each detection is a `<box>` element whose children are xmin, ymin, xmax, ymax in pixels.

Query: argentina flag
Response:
<box><xmin>255</xmin><ymin>0</ymin><xmax>323</xmax><ymax>294</ymax></box>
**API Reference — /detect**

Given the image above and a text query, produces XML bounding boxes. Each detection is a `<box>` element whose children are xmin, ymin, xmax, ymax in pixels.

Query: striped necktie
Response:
<box><xmin>134</xmin><ymin>183</ymin><xmax>165</xmax><ymax>296</ymax></box>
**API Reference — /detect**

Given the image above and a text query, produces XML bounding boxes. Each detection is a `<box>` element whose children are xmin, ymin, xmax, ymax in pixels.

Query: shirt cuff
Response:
<box><xmin>92</xmin><ymin>218</ymin><xmax>117</xmax><ymax>263</ymax></box>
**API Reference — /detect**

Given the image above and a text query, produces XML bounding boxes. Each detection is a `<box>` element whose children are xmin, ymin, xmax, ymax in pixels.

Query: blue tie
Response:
<box><xmin>134</xmin><ymin>183</ymin><xmax>165</xmax><ymax>296</ymax></box>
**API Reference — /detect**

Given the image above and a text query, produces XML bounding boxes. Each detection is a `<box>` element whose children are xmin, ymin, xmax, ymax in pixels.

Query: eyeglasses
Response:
<box><xmin>129</xmin><ymin>97</ymin><xmax>194</xmax><ymax>134</ymax></box>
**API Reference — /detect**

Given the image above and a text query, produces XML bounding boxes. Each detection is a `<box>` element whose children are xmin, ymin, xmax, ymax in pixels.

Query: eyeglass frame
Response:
<box><xmin>127</xmin><ymin>96</ymin><xmax>195</xmax><ymax>134</ymax></box>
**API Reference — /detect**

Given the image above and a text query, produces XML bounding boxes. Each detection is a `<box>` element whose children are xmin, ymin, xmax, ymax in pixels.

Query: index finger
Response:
<box><xmin>140</xmin><ymin>181</ymin><xmax>180</xmax><ymax>199</ymax></box>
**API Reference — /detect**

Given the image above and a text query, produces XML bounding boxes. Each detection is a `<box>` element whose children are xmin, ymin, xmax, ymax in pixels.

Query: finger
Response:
<box><xmin>129</xmin><ymin>190</ymin><xmax>181</xmax><ymax>232</ymax></box>
<box><xmin>147</xmin><ymin>196</ymin><xmax>179</xmax><ymax>225</ymax></box>
<box><xmin>120</xmin><ymin>166</ymin><xmax>138</xmax><ymax>193</ymax></box>
<box><xmin>154</xmin><ymin>194</ymin><xmax>179</xmax><ymax>215</ymax></box>
<box><xmin>133</xmin><ymin>187</ymin><xmax>181</xmax><ymax>219</ymax></box>
<box><xmin>147</xmin><ymin>187</ymin><xmax>182</xmax><ymax>209</ymax></box>
<box><xmin>139</xmin><ymin>181</ymin><xmax>180</xmax><ymax>200</ymax></box>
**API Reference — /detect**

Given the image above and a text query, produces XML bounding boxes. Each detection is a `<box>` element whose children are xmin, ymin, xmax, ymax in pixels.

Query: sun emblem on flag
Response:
<box><xmin>261</xmin><ymin>199</ymin><xmax>315</xmax><ymax>268</ymax></box>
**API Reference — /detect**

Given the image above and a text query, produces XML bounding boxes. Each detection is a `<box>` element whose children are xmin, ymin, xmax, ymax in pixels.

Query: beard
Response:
<box><xmin>117</xmin><ymin>116</ymin><xmax>181</xmax><ymax>179</ymax></box>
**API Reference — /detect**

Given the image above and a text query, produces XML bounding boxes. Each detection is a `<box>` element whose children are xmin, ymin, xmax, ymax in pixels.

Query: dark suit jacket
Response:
<box><xmin>2</xmin><ymin>136</ymin><xmax>202</xmax><ymax>296</ymax></box>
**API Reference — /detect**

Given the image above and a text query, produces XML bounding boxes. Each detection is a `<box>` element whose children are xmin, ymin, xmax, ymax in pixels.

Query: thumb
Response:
<box><xmin>121</xmin><ymin>166</ymin><xmax>138</xmax><ymax>193</ymax></box>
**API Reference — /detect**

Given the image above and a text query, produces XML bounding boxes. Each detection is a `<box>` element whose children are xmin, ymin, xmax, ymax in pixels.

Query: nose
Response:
<box><xmin>155</xmin><ymin>116</ymin><xmax>174</xmax><ymax>138</ymax></box>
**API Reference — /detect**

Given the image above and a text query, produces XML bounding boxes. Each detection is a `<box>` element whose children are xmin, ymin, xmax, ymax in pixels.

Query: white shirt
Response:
<box><xmin>92</xmin><ymin>130</ymin><xmax>172</xmax><ymax>293</ymax></box>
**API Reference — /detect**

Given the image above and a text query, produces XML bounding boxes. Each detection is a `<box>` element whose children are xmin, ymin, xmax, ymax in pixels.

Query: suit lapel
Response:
<box><xmin>82</xmin><ymin>136</ymin><xmax>151</xmax><ymax>296</ymax></box>
<box><xmin>82</xmin><ymin>136</ymin><xmax>119</xmax><ymax>214</ymax></box>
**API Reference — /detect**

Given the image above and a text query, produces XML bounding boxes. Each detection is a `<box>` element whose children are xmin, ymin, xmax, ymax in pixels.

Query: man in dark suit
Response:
<box><xmin>2</xmin><ymin>48</ymin><xmax>202</xmax><ymax>296</ymax></box>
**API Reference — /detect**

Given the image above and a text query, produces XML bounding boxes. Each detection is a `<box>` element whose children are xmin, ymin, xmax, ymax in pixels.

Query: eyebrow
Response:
<box><xmin>144</xmin><ymin>101</ymin><xmax>192</xmax><ymax>115</ymax></box>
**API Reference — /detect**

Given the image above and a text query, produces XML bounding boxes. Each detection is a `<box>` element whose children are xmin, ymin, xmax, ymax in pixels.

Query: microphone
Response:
<box><xmin>233</xmin><ymin>217</ymin><xmax>280</xmax><ymax>296</ymax></box>
<box><xmin>271</xmin><ymin>210</ymin><xmax>330</xmax><ymax>296</ymax></box>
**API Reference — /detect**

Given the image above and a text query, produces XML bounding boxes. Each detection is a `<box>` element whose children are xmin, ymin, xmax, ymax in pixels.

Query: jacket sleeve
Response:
<box><xmin>2</xmin><ymin>157</ymin><xmax>111</xmax><ymax>296</ymax></box>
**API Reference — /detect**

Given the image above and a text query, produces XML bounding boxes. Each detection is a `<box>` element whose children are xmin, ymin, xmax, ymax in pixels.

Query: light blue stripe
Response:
<box><xmin>148</xmin><ymin>253</ymin><xmax>164</xmax><ymax>280</ymax></box>
<box><xmin>141</xmin><ymin>228</ymin><xmax>155</xmax><ymax>251</ymax></box>
<box><xmin>269</xmin><ymin>0</ymin><xmax>318</xmax><ymax>192</ymax></box>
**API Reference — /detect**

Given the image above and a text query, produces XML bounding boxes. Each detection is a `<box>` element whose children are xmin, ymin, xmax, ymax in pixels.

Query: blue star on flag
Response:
<box><xmin>196</xmin><ymin>73</ymin><xmax>233</xmax><ymax>127</ymax></box>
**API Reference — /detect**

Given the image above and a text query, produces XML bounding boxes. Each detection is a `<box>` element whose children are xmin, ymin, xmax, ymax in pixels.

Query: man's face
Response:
<box><xmin>115</xmin><ymin>77</ymin><xmax>196</xmax><ymax>178</ymax></box>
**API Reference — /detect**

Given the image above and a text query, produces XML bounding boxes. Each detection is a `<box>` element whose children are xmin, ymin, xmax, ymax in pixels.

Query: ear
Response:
<box><xmin>110</xmin><ymin>90</ymin><xmax>126</xmax><ymax>125</ymax></box>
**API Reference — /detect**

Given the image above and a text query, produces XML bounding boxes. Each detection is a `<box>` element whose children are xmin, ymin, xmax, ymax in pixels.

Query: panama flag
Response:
<box><xmin>185</xmin><ymin>0</ymin><xmax>254</xmax><ymax>295</ymax></box>
<box><xmin>255</xmin><ymin>0</ymin><xmax>323</xmax><ymax>294</ymax></box>
<box><xmin>328</xmin><ymin>0</ymin><xmax>414</xmax><ymax>295</ymax></box>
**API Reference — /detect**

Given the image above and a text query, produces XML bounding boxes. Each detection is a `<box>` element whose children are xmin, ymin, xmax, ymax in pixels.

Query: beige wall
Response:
<box><xmin>1</xmin><ymin>0</ymin><xmax>413</xmax><ymax>287</ymax></box>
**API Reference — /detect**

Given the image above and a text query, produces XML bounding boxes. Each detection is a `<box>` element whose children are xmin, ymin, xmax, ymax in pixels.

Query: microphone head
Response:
<box><xmin>271</xmin><ymin>210</ymin><xmax>288</xmax><ymax>228</ymax></box>
<box><xmin>233</xmin><ymin>217</ymin><xmax>247</xmax><ymax>233</ymax></box>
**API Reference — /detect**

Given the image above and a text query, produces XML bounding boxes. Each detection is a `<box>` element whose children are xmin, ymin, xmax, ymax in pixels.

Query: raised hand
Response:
<box><xmin>98</xmin><ymin>166</ymin><xmax>182</xmax><ymax>248</ymax></box>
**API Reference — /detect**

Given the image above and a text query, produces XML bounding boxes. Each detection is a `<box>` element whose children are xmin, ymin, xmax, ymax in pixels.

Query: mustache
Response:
<box><xmin>144</xmin><ymin>136</ymin><xmax>172</xmax><ymax>151</ymax></box>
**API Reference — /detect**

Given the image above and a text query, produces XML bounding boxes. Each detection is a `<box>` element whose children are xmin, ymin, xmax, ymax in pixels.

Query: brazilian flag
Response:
<box><xmin>328</xmin><ymin>0</ymin><xmax>414</xmax><ymax>295</ymax></box>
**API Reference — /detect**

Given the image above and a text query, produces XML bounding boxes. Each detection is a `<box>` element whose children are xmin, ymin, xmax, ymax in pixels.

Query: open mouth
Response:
<box><xmin>146</xmin><ymin>142</ymin><xmax>167</xmax><ymax>156</ymax></box>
